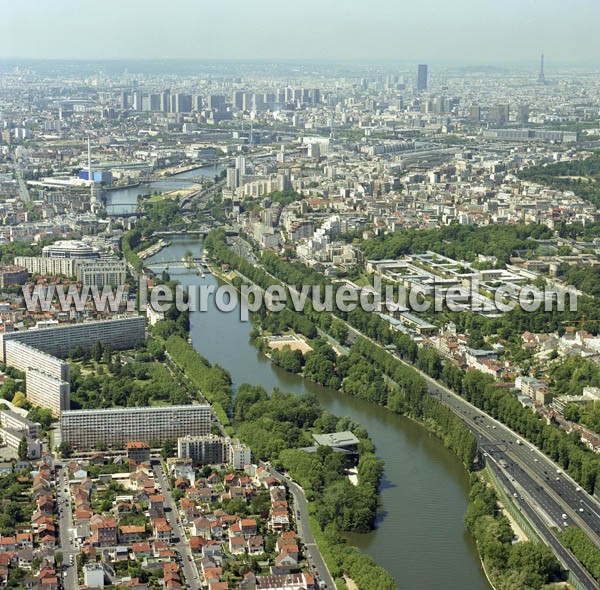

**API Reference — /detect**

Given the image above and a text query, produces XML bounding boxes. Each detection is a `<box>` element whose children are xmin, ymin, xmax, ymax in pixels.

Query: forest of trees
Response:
<box><xmin>232</xmin><ymin>384</ymin><xmax>395</xmax><ymax>589</ymax></box>
<box><xmin>163</xmin><ymin>334</ymin><xmax>233</xmax><ymax>432</ymax></box>
<box><xmin>69</xmin><ymin>339</ymin><xmax>192</xmax><ymax>409</ymax></box>
<box><xmin>518</xmin><ymin>155</ymin><xmax>600</xmax><ymax>208</ymax></box>
<box><xmin>561</xmin><ymin>526</ymin><xmax>600</xmax><ymax>583</ymax></box>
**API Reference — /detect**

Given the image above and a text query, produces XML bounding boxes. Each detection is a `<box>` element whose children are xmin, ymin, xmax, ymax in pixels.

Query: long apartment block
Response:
<box><xmin>0</xmin><ymin>316</ymin><xmax>146</xmax><ymax>416</ymax></box>
<box><xmin>61</xmin><ymin>404</ymin><xmax>212</xmax><ymax>450</ymax></box>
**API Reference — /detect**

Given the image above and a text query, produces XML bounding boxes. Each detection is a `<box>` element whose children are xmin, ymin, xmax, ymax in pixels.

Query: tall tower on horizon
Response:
<box><xmin>417</xmin><ymin>64</ymin><xmax>428</xmax><ymax>91</ymax></box>
<box><xmin>538</xmin><ymin>54</ymin><xmax>546</xmax><ymax>84</ymax></box>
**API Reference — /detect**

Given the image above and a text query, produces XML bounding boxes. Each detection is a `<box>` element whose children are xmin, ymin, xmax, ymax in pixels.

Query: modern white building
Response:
<box><xmin>61</xmin><ymin>404</ymin><xmax>212</xmax><ymax>450</ymax></box>
<box><xmin>0</xmin><ymin>316</ymin><xmax>146</xmax><ymax>362</ymax></box>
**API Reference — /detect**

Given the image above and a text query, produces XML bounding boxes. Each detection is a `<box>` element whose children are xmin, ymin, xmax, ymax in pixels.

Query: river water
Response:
<box><xmin>146</xmin><ymin>237</ymin><xmax>490</xmax><ymax>590</ymax></box>
<box><xmin>105</xmin><ymin>164</ymin><xmax>224</xmax><ymax>215</ymax></box>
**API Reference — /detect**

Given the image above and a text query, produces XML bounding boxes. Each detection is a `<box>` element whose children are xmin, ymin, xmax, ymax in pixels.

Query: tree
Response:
<box><xmin>11</xmin><ymin>392</ymin><xmax>28</xmax><ymax>409</ymax></box>
<box><xmin>17</xmin><ymin>437</ymin><xmax>28</xmax><ymax>461</ymax></box>
<box><xmin>26</xmin><ymin>407</ymin><xmax>53</xmax><ymax>430</ymax></box>
<box><xmin>92</xmin><ymin>341</ymin><xmax>103</xmax><ymax>363</ymax></box>
<box><xmin>331</xmin><ymin>320</ymin><xmax>348</xmax><ymax>344</ymax></box>
<box><xmin>161</xmin><ymin>439</ymin><xmax>175</xmax><ymax>458</ymax></box>
<box><xmin>57</xmin><ymin>442</ymin><xmax>73</xmax><ymax>458</ymax></box>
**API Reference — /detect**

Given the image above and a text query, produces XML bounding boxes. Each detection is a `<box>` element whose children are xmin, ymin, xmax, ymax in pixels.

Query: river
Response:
<box><xmin>146</xmin><ymin>237</ymin><xmax>490</xmax><ymax>590</ymax></box>
<box><xmin>105</xmin><ymin>164</ymin><xmax>224</xmax><ymax>215</ymax></box>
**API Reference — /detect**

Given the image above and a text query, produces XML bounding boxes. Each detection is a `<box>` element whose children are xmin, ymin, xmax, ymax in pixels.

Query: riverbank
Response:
<box><xmin>203</xmin><ymin>232</ymin><xmax>574</xmax><ymax>589</ymax></box>
<box><xmin>138</xmin><ymin>250</ymin><xmax>395</xmax><ymax>589</ymax></box>
<box><xmin>139</xmin><ymin>231</ymin><xmax>493</xmax><ymax>590</ymax></box>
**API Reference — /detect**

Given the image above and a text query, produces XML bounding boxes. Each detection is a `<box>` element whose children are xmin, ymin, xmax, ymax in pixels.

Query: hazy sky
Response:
<box><xmin>1</xmin><ymin>0</ymin><xmax>599</xmax><ymax>64</ymax></box>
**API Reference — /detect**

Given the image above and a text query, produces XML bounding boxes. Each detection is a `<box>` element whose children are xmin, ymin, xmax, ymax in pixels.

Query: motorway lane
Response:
<box><xmin>57</xmin><ymin>465</ymin><xmax>78</xmax><ymax>590</ymax></box>
<box><xmin>451</xmin><ymin>408</ymin><xmax>600</xmax><ymax>589</ymax></box>
<box><xmin>488</xmin><ymin>459</ymin><xmax>600</xmax><ymax>590</ymax></box>
<box><xmin>436</xmin><ymin>391</ymin><xmax>600</xmax><ymax>588</ymax></box>
<box><xmin>438</xmin><ymin>386</ymin><xmax>600</xmax><ymax>546</ymax></box>
<box><xmin>152</xmin><ymin>462</ymin><xmax>201</xmax><ymax>589</ymax></box>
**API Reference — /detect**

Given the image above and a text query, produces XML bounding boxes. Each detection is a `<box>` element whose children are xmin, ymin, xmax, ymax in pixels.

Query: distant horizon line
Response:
<box><xmin>0</xmin><ymin>56</ymin><xmax>599</xmax><ymax>67</ymax></box>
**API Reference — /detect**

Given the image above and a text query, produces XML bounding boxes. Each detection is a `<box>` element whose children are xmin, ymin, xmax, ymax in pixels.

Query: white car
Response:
<box><xmin>576</xmin><ymin>487</ymin><xmax>582</xmax><ymax>492</ymax></box>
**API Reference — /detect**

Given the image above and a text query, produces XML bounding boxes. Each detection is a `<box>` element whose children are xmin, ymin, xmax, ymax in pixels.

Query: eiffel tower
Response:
<box><xmin>538</xmin><ymin>54</ymin><xmax>546</xmax><ymax>85</ymax></box>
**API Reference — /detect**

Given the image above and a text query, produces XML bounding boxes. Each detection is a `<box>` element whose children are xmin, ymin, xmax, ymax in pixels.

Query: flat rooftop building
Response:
<box><xmin>61</xmin><ymin>404</ymin><xmax>212</xmax><ymax>450</ymax></box>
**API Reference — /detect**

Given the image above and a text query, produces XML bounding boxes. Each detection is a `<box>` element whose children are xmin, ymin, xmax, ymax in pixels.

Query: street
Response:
<box><xmin>56</xmin><ymin>464</ymin><xmax>78</xmax><ymax>590</ymax></box>
<box><xmin>151</xmin><ymin>461</ymin><xmax>201</xmax><ymax>589</ymax></box>
<box><xmin>262</xmin><ymin>462</ymin><xmax>335</xmax><ymax>590</ymax></box>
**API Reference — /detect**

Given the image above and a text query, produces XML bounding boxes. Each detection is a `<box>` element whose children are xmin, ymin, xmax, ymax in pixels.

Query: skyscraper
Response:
<box><xmin>132</xmin><ymin>90</ymin><xmax>142</xmax><ymax>111</ymax></box>
<box><xmin>417</xmin><ymin>64</ymin><xmax>428</xmax><ymax>91</ymax></box>
<box><xmin>517</xmin><ymin>104</ymin><xmax>530</xmax><ymax>125</ymax></box>
<box><xmin>160</xmin><ymin>90</ymin><xmax>171</xmax><ymax>113</ymax></box>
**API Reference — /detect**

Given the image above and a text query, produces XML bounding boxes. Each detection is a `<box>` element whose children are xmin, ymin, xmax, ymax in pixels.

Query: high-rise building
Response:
<box><xmin>207</xmin><ymin>95</ymin><xmax>226</xmax><ymax>110</ymax></box>
<box><xmin>235</xmin><ymin>155</ymin><xmax>247</xmax><ymax>177</ymax></box>
<box><xmin>468</xmin><ymin>106</ymin><xmax>481</xmax><ymax>122</ymax></box>
<box><xmin>149</xmin><ymin>94</ymin><xmax>161</xmax><ymax>111</ymax></box>
<box><xmin>61</xmin><ymin>404</ymin><xmax>212</xmax><ymax>450</ymax></box>
<box><xmin>417</xmin><ymin>64</ymin><xmax>428</xmax><ymax>91</ymax></box>
<box><xmin>517</xmin><ymin>104</ymin><xmax>530</xmax><ymax>125</ymax></box>
<box><xmin>160</xmin><ymin>90</ymin><xmax>171</xmax><ymax>113</ymax></box>
<box><xmin>132</xmin><ymin>91</ymin><xmax>142</xmax><ymax>112</ymax></box>
<box><xmin>226</xmin><ymin>167</ymin><xmax>239</xmax><ymax>190</ymax></box>
<box><xmin>177</xmin><ymin>435</ymin><xmax>227</xmax><ymax>464</ymax></box>
<box><xmin>120</xmin><ymin>92</ymin><xmax>129</xmax><ymax>110</ymax></box>
<box><xmin>0</xmin><ymin>316</ymin><xmax>146</xmax><ymax>363</ymax></box>
<box><xmin>489</xmin><ymin>104</ymin><xmax>509</xmax><ymax>125</ymax></box>
<box><xmin>232</xmin><ymin>91</ymin><xmax>244</xmax><ymax>110</ymax></box>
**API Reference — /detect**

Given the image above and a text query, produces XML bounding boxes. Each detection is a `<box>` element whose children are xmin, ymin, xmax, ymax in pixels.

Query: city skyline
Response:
<box><xmin>2</xmin><ymin>0</ymin><xmax>600</xmax><ymax>64</ymax></box>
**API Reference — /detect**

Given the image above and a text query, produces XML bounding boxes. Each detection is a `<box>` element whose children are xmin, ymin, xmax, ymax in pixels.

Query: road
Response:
<box><xmin>15</xmin><ymin>164</ymin><xmax>31</xmax><ymax>203</ymax></box>
<box><xmin>56</xmin><ymin>464</ymin><xmax>78</xmax><ymax>590</ymax></box>
<box><xmin>387</xmin><ymin>346</ymin><xmax>600</xmax><ymax>589</ymax></box>
<box><xmin>152</xmin><ymin>461</ymin><xmax>201</xmax><ymax>589</ymax></box>
<box><xmin>262</xmin><ymin>462</ymin><xmax>335</xmax><ymax>590</ymax></box>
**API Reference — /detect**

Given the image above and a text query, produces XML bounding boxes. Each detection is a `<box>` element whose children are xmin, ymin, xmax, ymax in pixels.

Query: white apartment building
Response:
<box><xmin>61</xmin><ymin>404</ymin><xmax>212</xmax><ymax>450</ymax></box>
<box><xmin>0</xmin><ymin>316</ymin><xmax>146</xmax><ymax>362</ymax></box>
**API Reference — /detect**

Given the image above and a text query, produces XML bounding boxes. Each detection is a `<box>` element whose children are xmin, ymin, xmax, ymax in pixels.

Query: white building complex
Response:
<box><xmin>0</xmin><ymin>316</ymin><xmax>146</xmax><ymax>362</ymax></box>
<box><xmin>177</xmin><ymin>435</ymin><xmax>251</xmax><ymax>469</ymax></box>
<box><xmin>0</xmin><ymin>317</ymin><xmax>146</xmax><ymax>416</ymax></box>
<box><xmin>61</xmin><ymin>404</ymin><xmax>212</xmax><ymax>450</ymax></box>
<box><xmin>15</xmin><ymin>239</ymin><xmax>126</xmax><ymax>287</ymax></box>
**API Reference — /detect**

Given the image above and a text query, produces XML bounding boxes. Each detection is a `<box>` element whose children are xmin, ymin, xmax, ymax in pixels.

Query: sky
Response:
<box><xmin>1</xmin><ymin>0</ymin><xmax>599</xmax><ymax>65</ymax></box>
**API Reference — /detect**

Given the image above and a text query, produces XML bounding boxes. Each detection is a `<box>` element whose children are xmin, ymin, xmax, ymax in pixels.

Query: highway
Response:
<box><xmin>57</xmin><ymin>464</ymin><xmax>78</xmax><ymax>590</ymax></box>
<box><xmin>15</xmin><ymin>164</ymin><xmax>31</xmax><ymax>203</ymax></box>
<box><xmin>392</xmin><ymin>349</ymin><xmax>600</xmax><ymax>589</ymax></box>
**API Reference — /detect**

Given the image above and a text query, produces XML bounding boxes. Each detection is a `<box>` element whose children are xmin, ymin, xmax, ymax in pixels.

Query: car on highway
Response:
<box><xmin>562</xmin><ymin>513</ymin><xmax>567</xmax><ymax>520</ymax></box>
<box><xmin>576</xmin><ymin>486</ymin><xmax>582</xmax><ymax>492</ymax></box>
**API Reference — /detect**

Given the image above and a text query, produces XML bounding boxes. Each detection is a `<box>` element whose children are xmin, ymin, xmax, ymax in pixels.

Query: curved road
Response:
<box><xmin>261</xmin><ymin>462</ymin><xmax>335</xmax><ymax>590</ymax></box>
